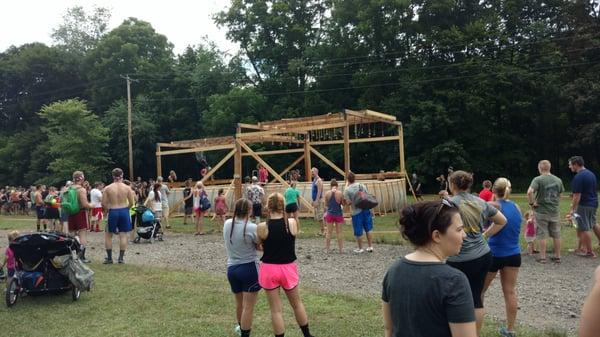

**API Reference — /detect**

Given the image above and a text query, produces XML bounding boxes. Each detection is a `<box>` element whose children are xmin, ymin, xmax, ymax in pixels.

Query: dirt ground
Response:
<box><xmin>4</xmin><ymin>230</ymin><xmax>596</xmax><ymax>335</ymax></box>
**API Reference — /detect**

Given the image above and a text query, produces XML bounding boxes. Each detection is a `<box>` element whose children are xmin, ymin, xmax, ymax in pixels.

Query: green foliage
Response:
<box><xmin>39</xmin><ymin>99</ymin><xmax>111</xmax><ymax>185</ymax></box>
<box><xmin>51</xmin><ymin>6</ymin><xmax>111</xmax><ymax>54</ymax></box>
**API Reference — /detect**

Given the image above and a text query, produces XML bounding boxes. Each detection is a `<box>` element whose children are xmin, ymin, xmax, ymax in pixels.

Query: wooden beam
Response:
<box><xmin>309</xmin><ymin>146</ymin><xmax>346</xmax><ymax>177</ymax></box>
<box><xmin>237</xmin><ymin>121</ymin><xmax>348</xmax><ymax>138</ymax></box>
<box><xmin>269</xmin><ymin>154</ymin><xmax>305</xmax><ymax>183</ymax></box>
<box><xmin>345</xmin><ymin>109</ymin><xmax>402</xmax><ymax>126</ymax></box>
<box><xmin>237</xmin><ymin>139</ymin><xmax>314</xmax><ymax>212</ymax></box>
<box><xmin>343</xmin><ymin>116</ymin><xmax>350</xmax><ymax>177</ymax></box>
<box><xmin>157</xmin><ymin>144</ymin><xmax>235</xmax><ymax>156</ymax></box>
<box><xmin>244</xmin><ymin>135</ymin><xmax>305</xmax><ymax>144</ymax></box>
<box><xmin>398</xmin><ymin>125</ymin><xmax>405</xmax><ymax>174</ymax></box>
<box><xmin>304</xmin><ymin>136</ymin><xmax>311</xmax><ymax>182</ymax></box>
<box><xmin>238</xmin><ymin>123</ymin><xmax>265</xmax><ymax>130</ymax></box>
<box><xmin>156</xmin><ymin>144</ymin><xmax>162</xmax><ymax>178</ymax></box>
<box><xmin>200</xmin><ymin>148</ymin><xmax>237</xmax><ymax>183</ymax></box>
<box><xmin>242</xmin><ymin>148</ymin><xmax>304</xmax><ymax>157</ymax></box>
<box><xmin>309</xmin><ymin>135</ymin><xmax>400</xmax><ymax>146</ymax></box>
<box><xmin>234</xmin><ymin>126</ymin><xmax>242</xmax><ymax>200</ymax></box>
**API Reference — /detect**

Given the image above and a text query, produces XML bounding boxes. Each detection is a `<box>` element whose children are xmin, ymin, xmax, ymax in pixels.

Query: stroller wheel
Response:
<box><xmin>158</xmin><ymin>236</ymin><xmax>164</xmax><ymax>242</ymax></box>
<box><xmin>72</xmin><ymin>286</ymin><xmax>81</xmax><ymax>301</ymax></box>
<box><xmin>133</xmin><ymin>237</ymin><xmax>140</xmax><ymax>244</ymax></box>
<box><xmin>5</xmin><ymin>278</ymin><xmax>19</xmax><ymax>307</ymax></box>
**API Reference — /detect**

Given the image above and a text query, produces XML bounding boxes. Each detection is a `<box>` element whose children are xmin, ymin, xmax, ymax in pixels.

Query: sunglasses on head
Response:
<box><xmin>429</xmin><ymin>198</ymin><xmax>457</xmax><ymax>233</ymax></box>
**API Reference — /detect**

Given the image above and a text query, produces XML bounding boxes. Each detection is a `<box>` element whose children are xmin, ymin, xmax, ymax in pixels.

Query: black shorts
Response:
<box><xmin>35</xmin><ymin>206</ymin><xmax>45</xmax><ymax>219</ymax></box>
<box><xmin>184</xmin><ymin>206</ymin><xmax>193</xmax><ymax>215</ymax></box>
<box><xmin>489</xmin><ymin>254</ymin><xmax>521</xmax><ymax>273</ymax></box>
<box><xmin>447</xmin><ymin>252</ymin><xmax>492</xmax><ymax>309</ymax></box>
<box><xmin>252</xmin><ymin>203</ymin><xmax>262</xmax><ymax>218</ymax></box>
<box><xmin>285</xmin><ymin>203</ymin><xmax>298</xmax><ymax>214</ymax></box>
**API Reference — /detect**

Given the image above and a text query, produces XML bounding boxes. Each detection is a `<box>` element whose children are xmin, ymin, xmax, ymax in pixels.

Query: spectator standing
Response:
<box><xmin>344</xmin><ymin>172</ymin><xmax>374</xmax><ymax>253</ymax></box>
<box><xmin>568</xmin><ymin>156</ymin><xmax>599</xmax><ymax>258</ymax></box>
<box><xmin>311</xmin><ymin>167</ymin><xmax>325</xmax><ymax>236</ymax></box>
<box><xmin>246</xmin><ymin>177</ymin><xmax>265</xmax><ymax>224</ymax></box>
<box><xmin>527</xmin><ymin>160</ymin><xmax>564</xmax><ymax>263</ymax></box>
<box><xmin>284</xmin><ymin>181</ymin><xmax>301</xmax><ymax>230</ymax></box>
<box><xmin>182</xmin><ymin>180</ymin><xmax>194</xmax><ymax>225</ymax></box>
<box><xmin>479</xmin><ymin>180</ymin><xmax>493</xmax><ymax>202</ymax></box>
<box><xmin>258</xmin><ymin>164</ymin><xmax>269</xmax><ymax>185</ymax></box>
<box><xmin>90</xmin><ymin>182</ymin><xmax>104</xmax><ymax>232</ymax></box>
<box><xmin>324</xmin><ymin>179</ymin><xmax>344</xmax><ymax>253</ymax></box>
<box><xmin>157</xmin><ymin>176</ymin><xmax>171</xmax><ymax>229</ymax></box>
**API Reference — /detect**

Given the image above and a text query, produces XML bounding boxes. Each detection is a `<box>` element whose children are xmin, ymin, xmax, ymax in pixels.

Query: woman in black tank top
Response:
<box><xmin>257</xmin><ymin>193</ymin><xmax>314</xmax><ymax>337</ymax></box>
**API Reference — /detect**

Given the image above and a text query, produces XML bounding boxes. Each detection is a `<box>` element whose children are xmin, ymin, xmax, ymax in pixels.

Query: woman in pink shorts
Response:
<box><xmin>324</xmin><ymin>179</ymin><xmax>344</xmax><ymax>253</ymax></box>
<box><xmin>257</xmin><ymin>193</ymin><xmax>315</xmax><ymax>337</ymax></box>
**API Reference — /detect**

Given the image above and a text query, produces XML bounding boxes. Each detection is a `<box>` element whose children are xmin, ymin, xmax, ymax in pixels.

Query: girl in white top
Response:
<box><xmin>193</xmin><ymin>181</ymin><xmax>207</xmax><ymax>235</ymax></box>
<box><xmin>144</xmin><ymin>183</ymin><xmax>163</xmax><ymax>217</ymax></box>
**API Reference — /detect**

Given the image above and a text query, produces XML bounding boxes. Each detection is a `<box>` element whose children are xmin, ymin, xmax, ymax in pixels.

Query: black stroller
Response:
<box><xmin>132</xmin><ymin>206</ymin><xmax>163</xmax><ymax>243</ymax></box>
<box><xmin>5</xmin><ymin>232</ymin><xmax>91</xmax><ymax>307</ymax></box>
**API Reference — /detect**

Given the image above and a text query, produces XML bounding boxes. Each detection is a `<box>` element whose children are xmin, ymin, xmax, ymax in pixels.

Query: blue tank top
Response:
<box><xmin>488</xmin><ymin>199</ymin><xmax>522</xmax><ymax>257</ymax></box>
<box><xmin>311</xmin><ymin>178</ymin><xmax>319</xmax><ymax>201</ymax></box>
<box><xmin>326</xmin><ymin>191</ymin><xmax>343</xmax><ymax>216</ymax></box>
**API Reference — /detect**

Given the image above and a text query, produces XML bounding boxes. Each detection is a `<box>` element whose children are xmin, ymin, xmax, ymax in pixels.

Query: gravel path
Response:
<box><xmin>4</xmin><ymin>230</ymin><xmax>596</xmax><ymax>335</ymax></box>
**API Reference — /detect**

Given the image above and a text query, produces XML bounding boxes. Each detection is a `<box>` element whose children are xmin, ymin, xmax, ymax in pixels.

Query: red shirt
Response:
<box><xmin>479</xmin><ymin>189</ymin><xmax>493</xmax><ymax>202</ymax></box>
<box><xmin>258</xmin><ymin>168</ymin><xmax>268</xmax><ymax>183</ymax></box>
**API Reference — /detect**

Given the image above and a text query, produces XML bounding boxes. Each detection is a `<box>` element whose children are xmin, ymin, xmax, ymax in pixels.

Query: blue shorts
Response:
<box><xmin>227</xmin><ymin>261</ymin><xmax>261</xmax><ymax>293</ymax></box>
<box><xmin>107</xmin><ymin>208</ymin><xmax>132</xmax><ymax>233</ymax></box>
<box><xmin>7</xmin><ymin>268</ymin><xmax>15</xmax><ymax>278</ymax></box>
<box><xmin>351</xmin><ymin>209</ymin><xmax>373</xmax><ymax>237</ymax></box>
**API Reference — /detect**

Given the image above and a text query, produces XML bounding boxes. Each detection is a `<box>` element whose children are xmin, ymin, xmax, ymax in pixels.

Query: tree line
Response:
<box><xmin>1</xmin><ymin>1</ymin><xmax>599</xmax><ymax>191</ymax></box>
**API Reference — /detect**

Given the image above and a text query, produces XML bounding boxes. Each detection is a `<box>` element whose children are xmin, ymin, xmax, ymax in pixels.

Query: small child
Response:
<box><xmin>1</xmin><ymin>230</ymin><xmax>19</xmax><ymax>284</ymax></box>
<box><xmin>524</xmin><ymin>211</ymin><xmax>538</xmax><ymax>255</ymax></box>
<box><xmin>211</xmin><ymin>189</ymin><xmax>228</xmax><ymax>229</ymax></box>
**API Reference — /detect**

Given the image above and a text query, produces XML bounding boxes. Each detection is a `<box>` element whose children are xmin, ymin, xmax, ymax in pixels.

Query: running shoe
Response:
<box><xmin>103</xmin><ymin>258</ymin><xmax>113</xmax><ymax>264</ymax></box>
<box><xmin>366</xmin><ymin>247</ymin><xmax>374</xmax><ymax>253</ymax></box>
<box><xmin>234</xmin><ymin>324</ymin><xmax>241</xmax><ymax>336</ymax></box>
<box><xmin>499</xmin><ymin>326</ymin><xmax>516</xmax><ymax>337</ymax></box>
<box><xmin>353</xmin><ymin>248</ymin><xmax>364</xmax><ymax>254</ymax></box>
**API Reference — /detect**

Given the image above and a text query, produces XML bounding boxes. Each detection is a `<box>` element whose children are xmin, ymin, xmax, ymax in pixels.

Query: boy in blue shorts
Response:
<box><xmin>343</xmin><ymin>172</ymin><xmax>374</xmax><ymax>253</ymax></box>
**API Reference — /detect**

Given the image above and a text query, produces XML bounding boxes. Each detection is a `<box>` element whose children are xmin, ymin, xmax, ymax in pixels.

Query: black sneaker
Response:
<box><xmin>117</xmin><ymin>259</ymin><xmax>125</xmax><ymax>264</ymax></box>
<box><xmin>103</xmin><ymin>258</ymin><xmax>113</xmax><ymax>264</ymax></box>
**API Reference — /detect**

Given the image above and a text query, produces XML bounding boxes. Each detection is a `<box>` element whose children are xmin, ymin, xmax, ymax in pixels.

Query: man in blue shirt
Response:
<box><xmin>568</xmin><ymin>156</ymin><xmax>599</xmax><ymax>258</ymax></box>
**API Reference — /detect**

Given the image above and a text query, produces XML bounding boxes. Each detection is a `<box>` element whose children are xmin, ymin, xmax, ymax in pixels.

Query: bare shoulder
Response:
<box><xmin>257</xmin><ymin>222</ymin><xmax>268</xmax><ymax>239</ymax></box>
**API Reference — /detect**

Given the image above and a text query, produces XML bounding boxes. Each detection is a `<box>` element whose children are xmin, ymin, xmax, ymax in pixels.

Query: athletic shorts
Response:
<box><xmin>44</xmin><ymin>207</ymin><xmax>60</xmax><ymax>220</ymax></box>
<box><xmin>285</xmin><ymin>203</ymin><xmax>298</xmax><ymax>214</ymax></box>
<box><xmin>35</xmin><ymin>206</ymin><xmax>45</xmax><ymax>219</ymax></box>
<box><xmin>259</xmin><ymin>262</ymin><xmax>299</xmax><ymax>290</ymax></box>
<box><xmin>68</xmin><ymin>210</ymin><xmax>88</xmax><ymax>232</ymax></box>
<box><xmin>7</xmin><ymin>268</ymin><xmax>15</xmax><ymax>278</ymax></box>
<box><xmin>184</xmin><ymin>206</ymin><xmax>193</xmax><ymax>215</ymax></box>
<box><xmin>193</xmin><ymin>208</ymin><xmax>203</xmax><ymax>216</ymax></box>
<box><xmin>447</xmin><ymin>252</ymin><xmax>492</xmax><ymax>309</ymax></box>
<box><xmin>576</xmin><ymin>206</ymin><xmax>598</xmax><ymax>232</ymax></box>
<box><xmin>107</xmin><ymin>208</ymin><xmax>132</xmax><ymax>233</ymax></box>
<box><xmin>535</xmin><ymin>212</ymin><xmax>561</xmax><ymax>239</ymax></box>
<box><xmin>252</xmin><ymin>203</ymin><xmax>262</xmax><ymax>218</ymax></box>
<box><xmin>324</xmin><ymin>213</ymin><xmax>344</xmax><ymax>224</ymax></box>
<box><xmin>162</xmin><ymin>206</ymin><xmax>170</xmax><ymax>218</ymax></box>
<box><xmin>489</xmin><ymin>254</ymin><xmax>521</xmax><ymax>273</ymax></box>
<box><xmin>351</xmin><ymin>209</ymin><xmax>373</xmax><ymax>237</ymax></box>
<box><xmin>91</xmin><ymin>207</ymin><xmax>103</xmax><ymax>221</ymax></box>
<box><xmin>227</xmin><ymin>261</ymin><xmax>261</xmax><ymax>293</ymax></box>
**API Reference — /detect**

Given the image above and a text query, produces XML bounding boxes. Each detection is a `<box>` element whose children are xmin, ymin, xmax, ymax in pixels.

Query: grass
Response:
<box><xmin>0</xmin><ymin>263</ymin><xmax>570</xmax><ymax>337</ymax></box>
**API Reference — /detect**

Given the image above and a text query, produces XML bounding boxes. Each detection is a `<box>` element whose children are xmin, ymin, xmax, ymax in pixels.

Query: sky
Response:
<box><xmin>0</xmin><ymin>0</ymin><xmax>239</xmax><ymax>55</ymax></box>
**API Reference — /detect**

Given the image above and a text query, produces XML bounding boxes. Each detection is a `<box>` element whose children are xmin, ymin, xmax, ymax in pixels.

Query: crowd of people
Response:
<box><xmin>1</xmin><ymin>155</ymin><xmax>600</xmax><ymax>337</ymax></box>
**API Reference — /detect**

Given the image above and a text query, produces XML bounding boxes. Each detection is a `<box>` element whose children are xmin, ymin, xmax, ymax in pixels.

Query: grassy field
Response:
<box><xmin>0</xmin><ymin>193</ymin><xmax>591</xmax><ymax>336</ymax></box>
<box><xmin>0</xmin><ymin>263</ymin><xmax>570</xmax><ymax>337</ymax></box>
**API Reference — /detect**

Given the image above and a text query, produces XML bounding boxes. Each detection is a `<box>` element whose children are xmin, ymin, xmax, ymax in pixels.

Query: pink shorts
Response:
<box><xmin>258</xmin><ymin>262</ymin><xmax>299</xmax><ymax>290</ymax></box>
<box><xmin>324</xmin><ymin>213</ymin><xmax>344</xmax><ymax>224</ymax></box>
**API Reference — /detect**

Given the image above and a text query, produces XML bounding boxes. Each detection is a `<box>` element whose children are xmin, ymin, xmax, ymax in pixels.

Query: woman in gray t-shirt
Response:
<box><xmin>444</xmin><ymin>171</ymin><xmax>506</xmax><ymax>336</ymax></box>
<box><xmin>223</xmin><ymin>198</ymin><xmax>260</xmax><ymax>337</ymax></box>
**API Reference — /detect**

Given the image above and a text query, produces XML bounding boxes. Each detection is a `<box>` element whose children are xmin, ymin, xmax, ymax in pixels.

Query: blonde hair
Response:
<box><xmin>493</xmin><ymin>177</ymin><xmax>512</xmax><ymax>199</ymax></box>
<box><xmin>8</xmin><ymin>230</ymin><xmax>19</xmax><ymax>242</ymax></box>
<box><xmin>195</xmin><ymin>181</ymin><xmax>204</xmax><ymax>189</ymax></box>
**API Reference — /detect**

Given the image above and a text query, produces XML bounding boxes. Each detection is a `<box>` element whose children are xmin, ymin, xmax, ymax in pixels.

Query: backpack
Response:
<box><xmin>200</xmin><ymin>193</ymin><xmax>211</xmax><ymax>211</ymax></box>
<box><xmin>61</xmin><ymin>187</ymin><xmax>80</xmax><ymax>215</ymax></box>
<box><xmin>354</xmin><ymin>184</ymin><xmax>378</xmax><ymax>210</ymax></box>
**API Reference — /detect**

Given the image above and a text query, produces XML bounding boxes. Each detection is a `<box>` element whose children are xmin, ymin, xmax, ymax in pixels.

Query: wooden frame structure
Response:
<box><xmin>156</xmin><ymin>109</ymin><xmax>407</xmax><ymax>214</ymax></box>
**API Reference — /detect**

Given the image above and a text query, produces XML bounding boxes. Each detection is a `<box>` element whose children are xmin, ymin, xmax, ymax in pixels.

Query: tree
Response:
<box><xmin>39</xmin><ymin>99</ymin><xmax>111</xmax><ymax>185</ymax></box>
<box><xmin>52</xmin><ymin>6</ymin><xmax>111</xmax><ymax>55</ymax></box>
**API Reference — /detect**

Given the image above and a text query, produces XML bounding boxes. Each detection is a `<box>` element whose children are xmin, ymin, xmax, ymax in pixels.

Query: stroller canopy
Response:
<box><xmin>10</xmin><ymin>233</ymin><xmax>80</xmax><ymax>265</ymax></box>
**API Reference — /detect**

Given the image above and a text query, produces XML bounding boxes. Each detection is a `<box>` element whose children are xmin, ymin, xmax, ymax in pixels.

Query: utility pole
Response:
<box><xmin>120</xmin><ymin>75</ymin><xmax>136</xmax><ymax>181</ymax></box>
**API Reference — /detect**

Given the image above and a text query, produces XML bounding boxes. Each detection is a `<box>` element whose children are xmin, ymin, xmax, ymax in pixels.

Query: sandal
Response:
<box><xmin>550</xmin><ymin>257</ymin><xmax>561</xmax><ymax>263</ymax></box>
<box><xmin>536</xmin><ymin>258</ymin><xmax>547</xmax><ymax>264</ymax></box>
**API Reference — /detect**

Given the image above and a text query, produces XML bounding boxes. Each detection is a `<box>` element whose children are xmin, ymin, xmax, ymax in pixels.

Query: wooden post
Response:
<box><xmin>343</xmin><ymin>114</ymin><xmax>350</xmax><ymax>178</ymax></box>
<box><xmin>398</xmin><ymin>124</ymin><xmax>405</xmax><ymax>174</ymax></box>
<box><xmin>234</xmin><ymin>124</ymin><xmax>242</xmax><ymax>200</ymax></box>
<box><xmin>304</xmin><ymin>134</ymin><xmax>311</xmax><ymax>182</ymax></box>
<box><xmin>200</xmin><ymin>148</ymin><xmax>237</xmax><ymax>183</ymax></box>
<box><xmin>156</xmin><ymin>144</ymin><xmax>162</xmax><ymax>178</ymax></box>
<box><xmin>269</xmin><ymin>154</ymin><xmax>305</xmax><ymax>183</ymax></box>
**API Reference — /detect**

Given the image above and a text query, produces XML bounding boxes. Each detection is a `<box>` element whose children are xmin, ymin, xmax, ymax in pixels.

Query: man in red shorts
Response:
<box><xmin>69</xmin><ymin>171</ymin><xmax>93</xmax><ymax>263</ymax></box>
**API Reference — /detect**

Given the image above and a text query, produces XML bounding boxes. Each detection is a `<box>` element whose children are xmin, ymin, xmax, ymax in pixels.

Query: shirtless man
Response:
<box><xmin>102</xmin><ymin>168</ymin><xmax>135</xmax><ymax>264</ymax></box>
<box><xmin>69</xmin><ymin>171</ymin><xmax>93</xmax><ymax>263</ymax></box>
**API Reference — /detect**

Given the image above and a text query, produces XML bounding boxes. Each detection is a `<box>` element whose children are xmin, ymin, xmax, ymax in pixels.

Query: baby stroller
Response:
<box><xmin>132</xmin><ymin>206</ymin><xmax>163</xmax><ymax>243</ymax></box>
<box><xmin>6</xmin><ymin>232</ymin><xmax>93</xmax><ymax>307</ymax></box>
